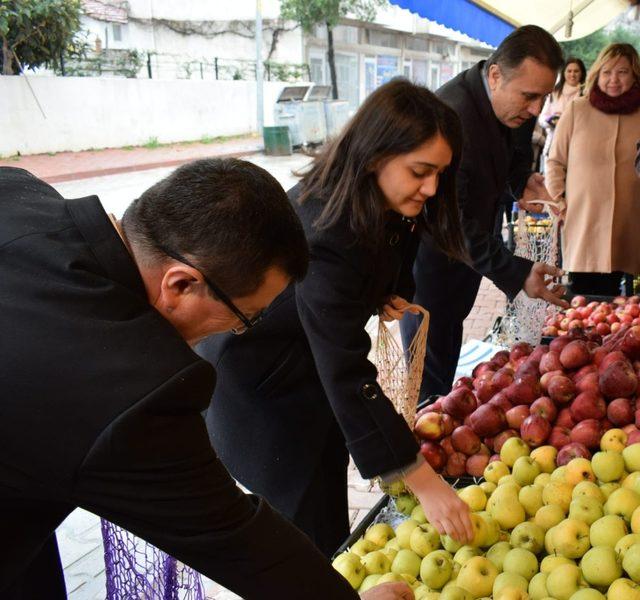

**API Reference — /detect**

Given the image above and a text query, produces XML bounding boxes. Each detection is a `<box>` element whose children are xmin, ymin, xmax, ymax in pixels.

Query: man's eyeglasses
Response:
<box><xmin>156</xmin><ymin>244</ymin><xmax>262</xmax><ymax>331</ymax></box>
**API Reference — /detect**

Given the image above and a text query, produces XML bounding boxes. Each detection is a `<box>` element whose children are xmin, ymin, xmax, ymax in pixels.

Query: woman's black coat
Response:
<box><xmin>197</xmin><ymin>184</ymin><xmax>421</xmax><ymax>546</ymax></box>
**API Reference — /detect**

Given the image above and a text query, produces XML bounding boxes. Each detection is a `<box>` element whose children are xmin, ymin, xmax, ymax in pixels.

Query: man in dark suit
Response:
<box><xmin>0</xmin><ymin>160</ymin><xmax>411</xmax><ymax>600</ymax></box>
<box><xmin>401</xmin><ymin>25</ymin><xmax>569</xmax><ymax>397</ymax></box>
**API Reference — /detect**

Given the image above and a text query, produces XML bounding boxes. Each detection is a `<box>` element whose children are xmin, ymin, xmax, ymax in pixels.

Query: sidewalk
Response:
<box><xmin>0</xmin><ymin>134</ymin><xmax>263</xmax><ymax>183</ymax></box>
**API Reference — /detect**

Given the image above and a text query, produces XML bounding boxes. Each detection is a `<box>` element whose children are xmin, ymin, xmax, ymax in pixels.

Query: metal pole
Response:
<box><xmin>255</xmin><ymin>0</ymin><xmax>264</xmax><ymax>135</ymax></box>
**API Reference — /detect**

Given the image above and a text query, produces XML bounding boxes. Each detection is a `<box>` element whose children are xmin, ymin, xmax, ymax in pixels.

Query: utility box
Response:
<box><xmin>307</xmin><ymin>85</ymin><xmax>351</xmax><ymax>139</ymax></box>
<box><xmin>274</xmin><ymin>85</ymin><xmax>327</xmax><ymax>147</ymax></box>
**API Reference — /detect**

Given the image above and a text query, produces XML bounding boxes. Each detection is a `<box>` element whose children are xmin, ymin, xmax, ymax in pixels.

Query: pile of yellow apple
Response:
<box><xmin>333</xmin><ymin>430</ymin><xmax>640</xmax><ymax>599</ymax></box>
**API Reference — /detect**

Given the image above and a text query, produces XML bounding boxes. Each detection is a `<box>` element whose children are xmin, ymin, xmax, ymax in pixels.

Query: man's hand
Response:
<box><xmin>522</xmin><ymin>262</ymin><xmax>569</xmax><ymax>309</ymax></box>
<box><xmin>519</xmin><ymin>172</ymin><xmax>552</xmax><ymax>213</ymax></box>
<box><xmin>379</xmin><ymin>296</ymin><xmax>420</xmax><ymax>322</ymax></box>
<box><xmin>360</xmin><ymin>582</ymin><xmax>415</xmax><ymax>599</ymax></box>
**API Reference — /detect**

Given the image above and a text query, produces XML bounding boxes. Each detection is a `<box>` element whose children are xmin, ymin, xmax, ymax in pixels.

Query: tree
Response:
<box><xmin>560</xmin><ymin>25</ymin><xmax>640</xmax><ymax>69</ymax></box>
<box><xmin>280</xmin><ymin>0</ymin><xmax>386</xmax><ymax>99</ymax></box>
<box><xmin>0</xmin><ymin>0</ymin><xmax>85</xmax><ymax>75</ymax></box>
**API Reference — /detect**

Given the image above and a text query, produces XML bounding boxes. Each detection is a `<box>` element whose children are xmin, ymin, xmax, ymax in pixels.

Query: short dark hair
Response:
<box><xmin>298</xmin><ymin>79</ymin><xmax>467</xmax><ymax>262</ymax></box>
<box><xmin>555</xmin><ymin>56</ymin><xmax>587</xmax><ymax>94</ymax></box>
<box><xmin>485</xmin><ymin>25</ymin><xmax>564</xmax><ymax>78</ymax></box>
<box><xmin>122</xmin><ymin>158</ymin><xmax>308</xmax><ymax>298</ymax></box>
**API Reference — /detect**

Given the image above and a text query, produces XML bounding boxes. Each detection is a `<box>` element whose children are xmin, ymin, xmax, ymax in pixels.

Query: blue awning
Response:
<box><xmin>389</xmin><ymin>0</ymin><xmax>515</xmax><ymax>47</ymax></box>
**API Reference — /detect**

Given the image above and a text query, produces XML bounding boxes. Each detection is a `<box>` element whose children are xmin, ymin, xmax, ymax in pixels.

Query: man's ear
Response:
<box><xmin>159</xmin><ymin>265</ymin><xmax>204</xmax><ymax>305</ymax></box>
<box><xmin>487</xmin><ymin>63</ymin><xmax>502</xmax><ymax>91</ymax></box>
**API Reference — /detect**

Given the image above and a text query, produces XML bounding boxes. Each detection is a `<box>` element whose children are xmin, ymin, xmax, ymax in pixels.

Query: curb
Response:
<box><xmin>41</xmin><ymin>147</ymin><xmax>263</xmax><ymax>184</ymax></box>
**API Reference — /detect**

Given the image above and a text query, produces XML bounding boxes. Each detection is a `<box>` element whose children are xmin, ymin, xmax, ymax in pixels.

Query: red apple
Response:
<box><xmin>442</xmin><ymin>387</ymin><xmax>477</xmax><ymax>419</ymax></box>
<box><xmin>607</xmin><ymin>398</ymin><xmax>635</xmax><ymax>427</ymax></box>
<box><xmin>620</xmin><ymin>326</ymin><xmax>640</xmax><ymax>360</ymax></box>
<box><xmin>530</xmin><ymin>396</ymin><xmax>558</xmax><ymax>422</ymax></box>
<box><xmin>510</xmin><ymin>341</ymin><xmax>533</xmax><ymax>362</ymax></box>
<box><xmin>466</xmin><ymin>453</ymin><xmax>490</xmax><ymax>477</ymax></box>
<box><xmin>570</xmin><ymin>391</ymin><xmax>607</xmax><ymax>421</ymax></box>
<box><xmin>539</xmin><ymin>351</ymin><xmax>563</xmax><ymax>374</ymax></box>
<box><xmin>549</xmin><ymin>426</ymin><xmax>572</xmax><ymax>450</ymax></box>
<box><xmin>453</xmin><ymin>376</ymin><xmax>474</xmax><ymax>390</ymax></box>
<box><xmin>556</xmin><ymin>407</ymin><xmax>576</xmax><ymax>429</ymax></box>
<box><xmin>540</xmin><ymin>369</ymin><xmax>564</xmax><ymax>393</ymax></box>
<box><xmin>506</xmin><ymin>405</ymin><xmax>530</xmax><ymax>429</ymax></box>
<box><xmin>441</xmin><ymin>413</ymin><xmax>454</xmax><ymax>436</ymax></box>
<box><xmin>420</xmin><ymin>441</ymin><xmax>447</xmax><ymax>471</ymax></box>
<box><xmin>549</xmin><ymin>336</ymin><xmax>573</xmax><ymax>353</ymax></box>
<box><xmin>521</xmin><ymin>414</ymin><xmax>552</xmax><ymax>447</ymax></box>
<box><xmin>491</xmin><ymin>350</ymin><xmax>511</xmax><ymax>367</ymax></box>
<box><xmin>571</xmin><ymin>295</ymin><xmax>587</xmax><ymax>308</ymax></box>
<box><xmin>542</xmin><ymin>326</ymin><xmax>558</xmax><ymax>337</ymax></box>
<box><xmin>414</xmin><ymin>412</ymin><xmax>445</xmax><ymax>440</ymax></box>
<box><xmin>472</xmin><ymin>361</ymin><xmax>494</xmax><ymax>378</ymax></box>
<box><xmin>576</xmin><ymin>372</ymin><xmax>600</xmax><ymax>395</ymax></box>
<box><xmin>548</xmin><ymin>375</ymin><xmax>576</xmax><ymax>405</ymax></box>
<box><xmin>468</xmin><ymin>404</ymin><xmax>507</xmax><ymax>437</ymax></box>
<box><xmin>570</xmin><ymin>419</ymin><xmax>602</xmax><ymax>449</ymax></box>
<box><xmin>599</xmin><ymin>360</ymin><xmax>638</xmax><ymax>399</ymax></box>
<box><xmin>628</xmin><ymin>430</ymin><xmax>640</xmax><ymax>445</ymax></box>
<box><xmin>440</xmin><ymin>436</ymin><xmax>454</xmax><ymax>456</ymax></box>
<box><xmin>474</xmin><ymin>374</ymin><xmax>498</xmax><ymax>403</ymax></box>
<box><xmin>556</xmin><ymin>442</ymin><xmax>591</xmax><ymax>466</ymax></box>
<box><xmin>491</xmin><ymin>367</ymin><xmax>514</xmax><ymax>391</ymax></box>
<box><xmin>504</xmin><ymin>376</ymin><xmax>541</xmax><ymax>406</ymax></box>
<box><xmin>487</xmin><ymin>391</ymin><xmax>513</xmax><ymax>413</ymax></box>
<box><xmin>444</xmin><ymin>452</ymin><xmax>467</xmax><ymax>477</ymax></box>
<box><xmin>451</xmin><ymin>425</ymin><xmax>481</xmax><ymax>456</ymax></box>
<box><xmin>560</xmin><ymin>340</ymin><xmax>592</xmax><ymax>370</ymax></box>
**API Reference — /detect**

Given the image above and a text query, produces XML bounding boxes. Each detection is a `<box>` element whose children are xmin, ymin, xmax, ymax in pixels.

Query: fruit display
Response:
<box><xmin>413</xmin><ymin>326</ymin><xmax>640</xmax><ymax>479</ymax></box>
<box><xmin>333</xmin><ymin>434</ymin><xmax>640</xmax><ymax>599</ymax></box>
<box><xmin>542</xmin><ymin>295</ymin><xmax>640</xmax><ymax>338</ymax></box>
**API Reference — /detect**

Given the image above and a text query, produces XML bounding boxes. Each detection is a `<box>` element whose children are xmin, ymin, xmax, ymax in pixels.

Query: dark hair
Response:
<box><xmin>485</xmin><ymin>25</ymin><xmax>564</xmax><ymax>79</ymax></box>
<box><xmin>554</xmin><ymin>57</ymin><xmax>587</xmax><ymax>94</ymax></box>
<box><xmin>297</xmin><ymin>79</ymin><xmax>467</xmax><ymax>261</ymax></box>
<box><xmin>122</xmin><ymin>158</ymin><xmax>308</xmax><ymax>298</ymax></box>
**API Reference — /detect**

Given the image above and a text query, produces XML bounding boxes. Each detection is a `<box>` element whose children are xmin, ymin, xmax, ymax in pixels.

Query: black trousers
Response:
<box><xmin>401</xmin><ymin>248</ymin><xmax>482</xmax><ymax>398</ymax></box>
<box><xmin>570</xmin><ymin>271</ymin><xmax>624</xmax><ymax>296</ymax></box>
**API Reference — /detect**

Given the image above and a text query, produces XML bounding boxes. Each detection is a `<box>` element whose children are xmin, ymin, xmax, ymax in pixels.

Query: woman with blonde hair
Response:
<box><xmin>545</xmin><ymin>43</ymin><xmax>640</xmax><ymax>295</ymax></box>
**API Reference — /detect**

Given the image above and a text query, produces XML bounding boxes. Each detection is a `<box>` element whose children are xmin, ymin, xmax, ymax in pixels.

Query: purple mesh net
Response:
<box><xmin>101</xmin><ymin>519</ymin><xmax>206</xmax><ymax>600</ymax></box>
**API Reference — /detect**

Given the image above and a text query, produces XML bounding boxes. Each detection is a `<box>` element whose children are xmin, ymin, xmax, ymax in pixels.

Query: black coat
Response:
<box><xmin>199</xmin><ymin>186</ymin><xmax>420</xmax><ymax>522</ymax></box>
<box><xmin>435</xmin><ymin>60</ymin><xmax>533</xmax><ymax>297</ymax></box>
<box><xmin>0</xmin><ymin>167</ymin><xmax>357</xmax><ymax>600</ymax></box>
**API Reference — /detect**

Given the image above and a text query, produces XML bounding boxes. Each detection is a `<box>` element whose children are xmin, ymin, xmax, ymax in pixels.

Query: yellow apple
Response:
<box><xmin>548</xmin><ymin>518</ymin><xmax>590</xmax><ymax>558</ymax></box>
<box><xmin>468</xmin><ymin>513</ymin><xmax>489</xmax><ymax>547</ymax></box>
<box><xmin>607</xmin><ymin>577</ymin><xmax>640</xmax><ymax>599</ymax></box>
<box><xmin>332</xmin><ymin>552</ymin><xmax>366</xmax><ymax>589</ymax></box>
<box><xmin>361</xmin><ymin>550</ymin><xmax>392</xmax><ymax>575</ymax></box>
<box><xmin>419</xmin><ymin>548</ymin><xmax>453</xmax><ymax>590</ymax></box>
<box><xmin>528</xmin><ymin>571</ymin><xmax>548</xmax><ymax>600</ymax></box>
<box><xmin>350</xmin><ymin>538</ymin><xmax>380</xmax><ymax>557</ymax></box>
<box><xmin>534</xmin><ymin>472</ymin><xmax>551</xmax><ymax>487</ymax></box>
<box><xmin>502</xmin><ymin>547</ymin><xmax>537</xmax><ymax>581</ymax></box>
<box><xmin>590</xmin><ymin>514</ymin><xmax>628</xmax><ymax>547</ymax></box>
<box><xmin>477</xmin><ymin>512</ymin><xmax>501</xmax><ymax>547</ymax></box>
<box><xmin>580</xmin><ymin>545</ymin><xmax>622</xmax><ymax>587</ymax></box>
<box><xmin>632</xmin><ymin>506</ymin><xmax>640</xmax><ymax>534</ymax></box>
<box><xmin>534</xmin><ymin>503</ymin><xmax>565</xmax><ymax>531</ymax></box>
<box><xmin>376</xmin><ymin>572</ymin><xmax>405</xmax><ymax>584</ymax></box>
<box><xmin>539</xmin><ymin>554</ymin><xmax>575</xmax><ymax>574</ymax></box>
<box><xmin>492</xmin><ymin>572</ymin><xmax>529</xmax><ymax>597</ymax></box>
<box><xmin>390</xmin><ymin>548</ymin><xmax>421</xmax><ymax>578</ymax></box>
<box><xmin>550</xmin><ymin>465</ymin><xmax>567</xmax><ymax>482</ymax></box>
<box><xmin>365</xmin><ymin>523</ymin><xmax>395</xmax><ymax>548</ymax></box>
<box><xmin>568</xmin><ymin>589</ymin><xmax>606</xmax><ymax>599</ymax></box>
<box><xmin>592</xmin><ymin>450</ymin><xmax>626</xmax><ymax>483</ymax></box>
<box><xmin>512</xmin><ymin>456</ymin><xmax>541</xmax><ymax>486</ymax></box>
<box><xmin>485</xmin><ymin>541</ymin><xmax>512</xmax><ymax>572</ymax></box>
<box><xmin>458</xmin><ymin>485</ymin><xmax>487</xmax><ymax>511</ymax></box>
<box><xmin>410</xmin><ymin>504</ymin><xmax>427</xmax><ymax>524</ymax></box>
<box><xmin>623</xmin><ymin>544</ymin><xmax>640</xmax><ymax>584</ymax></box>
<box><xmin>625</xmin><ymin>472</ymin><xmax>640</xmax><ymax>490</ymax></box>
<box><xmin>617</xmin><ymin>533</ymin><xmax>640</xmax><ymax>558</ymax></box>
<box><xmin>439</xmin><ymin>585</ymin><xmax>473</xmax><ymax>599</ymax></box>
<box><xmin>568</xmin><ymin>496</ymin><xmax>604</xmax><ymax>525</ymax></box>
<box><xmin>519</xmin><ymin>484</ymin><xmax>544</xmax><ymax>517</ymax></box>
<box><xmin>410</xmin><ymin>523</ymin><xmax>441</xmax><ymax>558</ymax></box>
<box><xmin>358</xmin><ymin>573</ymin><xmax>382</xmax><ymax>592</ymax></box>
<box><xmin>530</xmin><ymin>445</ymin><xmax>557</xmax><ymax>474</ymax></box>
<box><xmin>441</xmin><ymin>533</ymin><xmax>462</xmax><ymax>553</ymax></box>
<box><xmin>572</xmin><ymin>480</ymin><xmax>605</xmax><ymax>503</ymax></box>
<box><xmin>601</xmin><ymin>428</ymin><xmax>628</xmax><ymax>452</ymax></box>
<box><xmin>500</xmin><ymin>437</ymin><xmax>530</xmax><ymax>468</ymax></box>
<box><xmin>487</xmin><ymin>483</ymin><xmax>526</xmax><ymax>529</ymax></box>
<box><xmin>456</xmin><ymin>556</ymin><xmax>498</xmax><ymax>598</ymax></box>
<box><xmin>484</xmin><ymin>461</ymin><xmax>510</xmax><ymax>484</ymax></box>
<box><xmin>509</xmin><ymin>521</ymin><xmax>545</xmax><ymax>554</ymax></box>
<box><xmin>395</xmin><ymin>518</ymin><xmax>420</xmax><ymax>549</ymax></box>
<box><xmin>498</xmin><ymin>475</ymin><xmax>521</xmax><ymax>489</ymax></box>
<box><xmin>605</xmin><ymin>487</ymin><xmax>640</xmax><ymax>522</ymax></box>
<box><xmin>565</xmin><ymin>457</ymin><xmax>595</xmax><ymax>485</ymax></box>
<box><xmin>480</xmin><ymin>481</ymin><xmax>497</xmax><ymax>496</ymax></box>
<box><xmin>542</xmin><ymin>480</ymin><xmax>573</xmax><ymax>513</ymax></box>
<box><xmin>453</xmin><ymin>545</ymin><xmax>482</xmax><ymax>566</ymax></box>
<box><xmin>623</xmin><ymin>444</ymin><xmax>640</xmax><ymax>472</ymax></box>
<box><xmin>545</xmin><ymin>563</ymin><xmax>582</xmax><ymax>600</ymax></box>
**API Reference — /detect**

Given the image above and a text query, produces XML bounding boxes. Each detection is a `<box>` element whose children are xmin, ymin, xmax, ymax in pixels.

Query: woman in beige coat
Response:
<box><xmin>546</xmin><ymin>43</ymin><xmax>640</xmax><ymax>295</ymax></box>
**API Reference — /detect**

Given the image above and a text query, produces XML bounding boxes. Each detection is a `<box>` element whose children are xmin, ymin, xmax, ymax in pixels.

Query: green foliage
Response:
<box><xmin>62</xmin><ymin>49</ymin><xmax>143</xmax><ymax>78</ymax></box>
<box><xmin>280</xmin><ymin>0</ymin><xmax>386</xmax><ymax>32</ymax></box>
<box><xmin>143</xmin><ymin>137</ymin><xmax>160</xmax><ymax>149</ymax></box>
<box><xmin>0</xmin><ymin>0</ymin><xmax>86</xmax><ymax>74</ymax></box>
<box><xmin>561</xmin><ymin>25</ymin><xmax>640</xmax><ymax>69</ymax></box>
<box><xmin>264</xmin><ymin>60</ymin><xmax>309</xmax><ymax>82</ymax></box>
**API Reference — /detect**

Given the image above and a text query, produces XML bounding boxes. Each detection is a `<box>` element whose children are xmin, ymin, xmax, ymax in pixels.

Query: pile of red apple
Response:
<box><xmin>415</xmin><ymin>323</ymin><xmax>640</xmax><ymax>479</ymax></box>
<box><xmin>542</xmin><ymin>294</ymin><xmax>640</xmax><ymax>338</ymax></box>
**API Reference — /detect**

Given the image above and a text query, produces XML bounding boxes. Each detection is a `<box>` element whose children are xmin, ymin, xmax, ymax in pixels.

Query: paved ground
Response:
<box><xmin>16</xmin><ymin>143</ymin><xmax>506</xmax><ymax>599</ymax></box>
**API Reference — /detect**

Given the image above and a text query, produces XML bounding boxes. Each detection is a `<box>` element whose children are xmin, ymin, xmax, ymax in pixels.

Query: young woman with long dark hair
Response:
<box><xmin>198</xmin><ymin>79</ymin><xmax>474</xmax><ymax>558</ymax></box>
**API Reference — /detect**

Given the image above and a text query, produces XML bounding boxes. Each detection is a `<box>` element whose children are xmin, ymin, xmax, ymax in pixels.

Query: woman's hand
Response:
<box><xmin>379</xmin><ymin>296</ymin><xmax>420</xmax><ymax>322</ymax></box>
<box><xmin>404</xmin><ymin>462</ymin><xmax>473</xmax><ymax>544</ymax></box>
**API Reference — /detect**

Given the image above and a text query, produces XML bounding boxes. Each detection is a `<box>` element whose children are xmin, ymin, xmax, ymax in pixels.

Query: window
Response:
<box><xmin>403</xmin><ymin>59</ymin><xmax>412</xmax><ymax>78</ymax></box>
<box><xmin>310</xmin><ymin>57</ymin><xmax>325</xmax><ymax>84</ymax></box>
<box><xmin>413</xmin><ymin>60</ymin><xmax>428</xmax><ymax>85</ymax></box>
<box><xmin>367</xmin><ymin>29</ymin><xmax>400</xmax><ymax>48</ymax></box>
<box><xmin>333</xmin><ymin>25</ymin><xmax>359</xmax><ymax>44</ymax></box>
<box><xmin>406</xmin><ymin>37</ymin><xmax>429</xmax><ymax>52</ymax></box>
<box><xmin>112</xmin><ymin>23</ymin><xmax>122</xmax><ymax>42</ymax></box>
<box><xmin>377</xmin><ymin>55</ymin><xmax>399</xmax><ymax>86</ymax></box>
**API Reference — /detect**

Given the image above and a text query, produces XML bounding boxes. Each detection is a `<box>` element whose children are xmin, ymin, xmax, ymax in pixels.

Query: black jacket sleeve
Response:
<box><xmin>295</xmin><ymin>241</ymin><xmax>419</xmax><ymax>479</ymax></box>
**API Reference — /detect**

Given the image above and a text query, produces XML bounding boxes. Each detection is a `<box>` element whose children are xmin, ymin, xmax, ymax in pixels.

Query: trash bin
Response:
<box><xmin>263</xmin><ymin>125</ymin><xmax>292</xmax><ymax>156</ymax></box>
<box><xmin>274</xmin><ymin>85</ymin><xmax>327</xmax><ymax>147</ymax></box>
